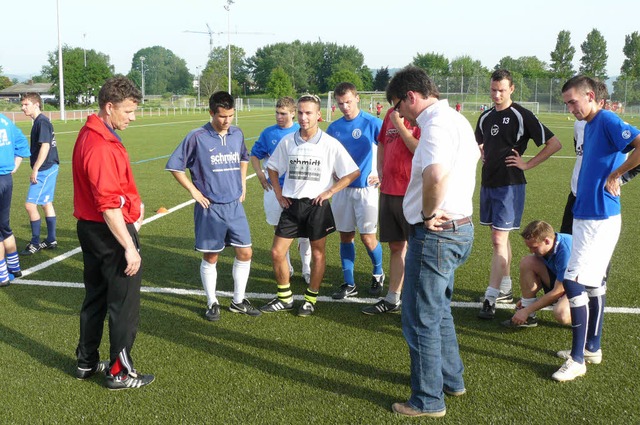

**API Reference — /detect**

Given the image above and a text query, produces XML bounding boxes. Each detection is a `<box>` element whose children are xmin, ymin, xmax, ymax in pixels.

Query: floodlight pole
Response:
<box><xmin>140</xmin><ymin>56</ymin><xmax>146</xmax><ymax>104</ymax></box>
<box><xmin>196</xmin><ymin>66</ymin><xmax>201</xmax><ymax>107</ymax></box>
<box><xmin>83</xmin><ymin>33</ymin><xmax>87</xmax><ymax>67</ymax></box>
<box><xmin>225</xmin><ymin>0</ymin><xmax>234</xmax><ymax>94</ymax></box>
<box><xmin>56</xmin><ymin>0</ymin><xmax>65</xmax><ymax>121</ymax></box>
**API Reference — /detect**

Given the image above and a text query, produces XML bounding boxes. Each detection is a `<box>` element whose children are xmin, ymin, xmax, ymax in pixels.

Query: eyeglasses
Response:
<box><xmin>393</xmin><ymin>96</ymin><xmax>406</xmax><ymax>112</ymax></box>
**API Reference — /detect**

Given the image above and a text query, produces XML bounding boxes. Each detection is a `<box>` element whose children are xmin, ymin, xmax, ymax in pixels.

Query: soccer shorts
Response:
<box><xmin>0</xmin><ymin>174</ymin><xmax>12</xmax><ymax>240</ymax></box>
<box><xmin>275</xmin><ymin>198</ymin><xmax>335</xmax><ymax>241</ymax></box>
<box><xmin>565</xmin><ymin>216</ymin><xmax>621</xmax><ymax>288</ymax></box>
<box><xmin>378</xmin><ymin>193</ymin><xmax>409</xmax><ymax>243</ymax></box>
<box><xmin>194</xmin><ymin>200</ymin><xmax>252</xmax><ymax>252</ymax></box>
<box><xmin>263</xmin><ymin>189</ymin><xmax>282</xmax><ymax>226</ymax></box>
<box><xmin>26</xmin><ymin>164</ymin><xmax>59</xmax><ymax>205</ymax></box>
<box><xmin>332</xmin><ymin>186</ymin><xmax>379</xmax><ymax>234</ymax></box>
<box><xmin>479</xmin><ymin>184</ymin><xmax>525</xmax><ymax>231</ymax></box>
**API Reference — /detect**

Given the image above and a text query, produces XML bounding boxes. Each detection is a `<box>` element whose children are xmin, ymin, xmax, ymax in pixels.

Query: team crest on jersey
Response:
<box><xmin>352</xmin><ymin>129</ymin><xmax>362</xmax><ymax>139</ymax></box>
<box><xmin>271</xmin><ymin>139</ymin><xmax>278</xmax><ymax>145</ymax></box>
<box><xmin>491</xmin><ymin>124</ymin><xmax>500</xmax><ymax>136</ymax></box>
<box><xmin>622</xmin><ymin>130</ymin><xmax>631</xmax><ymax>139</ymax></box>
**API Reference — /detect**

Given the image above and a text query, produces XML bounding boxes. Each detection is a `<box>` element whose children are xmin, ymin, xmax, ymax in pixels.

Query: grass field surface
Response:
<box><xmin>1</xmin><ymin>107</ymin><xmax>639</xmax><ymax>423</ymax></box>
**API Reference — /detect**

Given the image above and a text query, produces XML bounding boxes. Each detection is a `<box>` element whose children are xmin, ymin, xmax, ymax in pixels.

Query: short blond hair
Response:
<box><xmin>520</xmin><ymin>220</ymin><xmax>554</xmax><ymax>243</ymax></box>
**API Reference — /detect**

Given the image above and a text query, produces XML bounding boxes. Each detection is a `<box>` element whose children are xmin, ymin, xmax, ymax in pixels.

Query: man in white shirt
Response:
<box><xmin>386</xmin><ymin>66</ymin><xmax>479</xmax><ymax>418</ymax></box>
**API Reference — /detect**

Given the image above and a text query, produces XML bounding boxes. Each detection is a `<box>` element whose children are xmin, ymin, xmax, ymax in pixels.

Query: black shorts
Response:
<box><xmin>378</xmin><ymin>193</ymin><xmax>410</xmax><ymax>243</ymax></box>
<box><xmin>275</xmin><ymin>198</ymin><xmax>336</xmax><ymax>241</ymax></box>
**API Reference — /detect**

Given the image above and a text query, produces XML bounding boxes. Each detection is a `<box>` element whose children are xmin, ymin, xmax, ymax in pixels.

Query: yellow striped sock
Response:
<box><xmin>277</xmin><ymin>284</ymin><xmax>293</xmax><ymax>304</ymax></box>
<box><xmin>304</xmin><ymin>288</ymin><xmax>318</xmax><ymax>305</ymax></box>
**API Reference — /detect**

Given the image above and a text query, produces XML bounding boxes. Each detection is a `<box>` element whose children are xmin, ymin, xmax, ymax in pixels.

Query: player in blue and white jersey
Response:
<box><xmin>166</xmin><ymin>91</ymin><xmax>260</xmax><ymax>321</ymax></box>
<box><xmin>554</xmin><ymin>75</ymin><xmax>640</xmax><ymax>381</ymax></box>
<box><xmin>326</xmin><ymin>82</ymin><xmax>384</xmax><ymax>300</ymax></box>
<box><xmin>250</xmin><ymin>97</ymin><xmax>311</xmax><ymax>284</ymax></box>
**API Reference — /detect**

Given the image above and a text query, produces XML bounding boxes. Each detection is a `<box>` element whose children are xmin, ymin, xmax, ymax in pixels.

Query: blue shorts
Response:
<box><xmin>479</xmin><ymin>184</ymin><xmax>525</xmax><ymax>231</ymax></box>
<box><xmin>26</xmin><ymin>164</ymin><xmax>59</xmax><ymax>205</ymax></box>
<box><xmin>194</xmin><ymin>200</ymin><xmax>252</xmax><ymax>252</ymax></box>
<box><xmin>543</xmin><ymin>267</ymin><xmax>557</xmax><ymax>294</ymax></box>
<box><xmin>0</xmin><ymin>174</ymin><xmax>13</xmax><ymax>240</ymax></box>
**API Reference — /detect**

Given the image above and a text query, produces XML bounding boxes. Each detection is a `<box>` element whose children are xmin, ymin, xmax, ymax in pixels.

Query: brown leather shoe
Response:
<box><xmin>391</xmin><ymin>402</ymin><xmax>446</xmax><ymax>418</ymax></box>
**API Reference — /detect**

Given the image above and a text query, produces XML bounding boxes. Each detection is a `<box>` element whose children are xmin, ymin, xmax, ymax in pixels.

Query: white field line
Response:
<box><xmin>9</xmin><ymin>278</ymin><xmax>640</xmax><ymax>314</ymax></box>
<box><xmin>14</xmin><ymin>173</ymin><xmax>640</xmax><ymax>315</ymax></box>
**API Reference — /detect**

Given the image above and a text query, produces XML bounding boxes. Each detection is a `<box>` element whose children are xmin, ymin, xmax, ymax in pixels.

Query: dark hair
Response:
<box><xmin>297</xmin><ymin>94</ymin><xmax>321</xmax><ymax>109</ymax></box>
<box><xmin>491</xmin><ymin>69</ymin><xmax>513</xmax><ymax>85</ymax></box>
<box><xmin>561</xmin><ymin>75</ymin><xmax>596</xmax><ymax>94</ymax></box>
<box><xmin>594</xmin><ymin>80</ymin><xmax>608</xmax><ymax>102</ymax></box>
<box><xmin>21</xmin><ymin>92</ymin><xmax>42</xmax><ymax>108</ymax></box>
<box><xmin>520</xmin><ymin>220</ymin><xmax>554</xmax><ymax>243</ymax></box>
<box><xmin>276</xmin><ymin>96</ymin><xmax>296</xmax><ymax>112</ymax></box>
<box><xmin>209</xmin><ymin>91</ymin><xmax>234</xmax><ymax>113</ymax></box>
<box><xmin>334</xmin><ymin>82</ymin><xmax>357</xmax><ymax>98</ymax></box>
<box><xmin>386</xmin><ymin>65</ymin><xmax>439</xmax><ymax>104</ymax></box>
<box><xmin>98</xmin><ymin>76</ymin><xmax>142</xmax><ymax>109</ymax></box>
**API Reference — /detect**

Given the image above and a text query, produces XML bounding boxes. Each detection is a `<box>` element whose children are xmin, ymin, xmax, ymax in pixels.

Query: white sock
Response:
<box><xmin>286</xmin><ymin>250</ymin><xmax>293</xmax><ymax>275</ymax></box>
<box><xmin>232</xmin><ymin>258</ymin><xmax>251</xmax><ymax>303</ymax></box>
<box><xmin>500</xmin><ymin>276</ymin><xmax>512</xmax><ymax>293</ymax></box>
<box><xmin>484</xmin><ymin>286</ymin><xmax>500</xmax><ymax>303</ymax></box>
<box><xmin>521</xmin><ymin>297</ymin><xmax>537</xmax><ymax>317</ymax></box>
<box><xmin>384</xmin><ymin>290</ymin><xmax>401</xmax><ymax>305</ymax></box>
<box><xmin>200</xmin><ymin>260</ymin><xmax>218</xmax><ymax>308</ymax></box>
<box><xmin>298</xmin><ymin>238</ymin><xmax>311</xmax><ymax>275</ymax></box>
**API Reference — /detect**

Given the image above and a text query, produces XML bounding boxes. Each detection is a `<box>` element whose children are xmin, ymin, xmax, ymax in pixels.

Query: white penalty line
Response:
<box><xmin>9</xmin><ymin>279</ymin><xmax>640</xmax><ymax>314</ymax></box>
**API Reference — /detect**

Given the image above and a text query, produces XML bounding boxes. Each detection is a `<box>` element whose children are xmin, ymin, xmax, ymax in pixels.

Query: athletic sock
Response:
<box><xmin>340</xmin><ymin>242</ymin><xmax>356</xmax><ymax>286</ymax></box>
<box><xmin>384</xmin><ymin>290</ymin><xmax>401</xmax><ymax>305</ymax></box>
<box><xmin>285</xmin><ymin>250</ymin><xmax>293</xmax><ymax>275</ymax></box>
<box><xmin>277</xmin><ymin>283</ymin><xmax>293</xmax><ymax>304</ymax></box>
<box><xmin>564</xmin><ymin>279</ymin><xmax>589</xmax><ymax>364</ymax></box>
<box><xmin>586</xmin><ymin>282</ymin><xmax>606</xmax><ymax>352</ymax></box>
<box><xmin>367</xmin><ymin>242</ymin><xmax>384</xmax><ymax>276</ymax></box>
<box><xmin>484</xmin><ymin>286</ymin><xmax>500</xmax><ymax>304</ymax></box>
<box><xmin>298</xmin><ymin>238</ymin><xmax>311</xmax><ymax>275</ymax></box>
<box><xmin>30</xmin><ymin>220</ymin><xmax>41</xmax><ymax>245</ymax></box>
<box><xmin>499</xmin><ymin>276</ymin><xmax>512</xmax><ymax>293</ymax></box>
<box><xmin>45</xmin><ymin>216</ymin><xmax>57</xmax><ymax>242</ymax></box>
<box><xmin>304</xmin><ymin>287</ymin><xmax>319</xmax><ymax>305</ymax></box>
<box><xmin>0</xmin><ymin>259</ymin><xmax>9</xmax><ymax>282</ymax></box>
<box><xmin>520</xmin><ymin>297</ymin><xmax>537</xmax><ymax>318</ymax></box>
<box><xmin>232</xmin><ymin>258</ymin><xmax>251</xmax><ymax>304</ymax></box>
<box><xmin>6</xmin><ymin>251</ymin><xmax>20</xmax><ymax>274</ymax></box>
<box><xmin>200</xmin><ymin>260</ymin><xmax>218</xmax><ymax>307</ymax></box>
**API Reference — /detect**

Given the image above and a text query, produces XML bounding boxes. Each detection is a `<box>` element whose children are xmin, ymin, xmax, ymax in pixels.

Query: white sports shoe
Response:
<box><xmin>556</xmin><ymin>348</ymin><xmax>602</xmax><ymax>364</ymax></box>
<box><xmin>552</xmin><ymin>358</ymin><xmax>587</xmax><ymax>382</ymax></box>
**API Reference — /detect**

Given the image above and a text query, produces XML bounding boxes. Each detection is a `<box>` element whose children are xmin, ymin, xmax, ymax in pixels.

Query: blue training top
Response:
<box><xmin>544</xmin><ymin>232</ymin><xmax>572</xmax><ymax>284</ymax></box>
<box><xmin>250</xmin><ymin>122</ymin><xmax>300</xmax><ymax>186</ymax></box>
<box><xmin>166</xmin><ymin>122</ymin><xmax>248</xmax><ymax>204</ymax></box>
<box><xmin>326</xmin><ymin>110</ymin><xmax>381</xmax><ymax>188</ymax></box>
<box><xmin>574</xmin><ymin>110</ymin><xmax>640</xmax><ymax>220</ymax></box>
<box><xmin>0</xmin><ymin>114</ymin><xmax>30</xmax><ymax>175</ymax></box>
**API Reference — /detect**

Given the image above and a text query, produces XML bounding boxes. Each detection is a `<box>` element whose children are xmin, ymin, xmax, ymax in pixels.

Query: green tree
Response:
<box><xmin>327</xmin><ymin>69</ymin><xmax>363</xmax><ymax>93</ymax></box>
<box><xmin>612</xmin><ymin>31</ymin><xmax>640</xmax><ymax>104</ymax></box>
<box><xmin>41</xmin><ymin>45</ymin><xmax>114</xmax><ymax>105</ymax></box>
<box><xmin>358</xmin><ymin>65</ymin><xmax>374</xmax><ymax>91</ymax></box>
<box><xmin>550</xmin><ymin>30</ymin><xmax>575</xmax><ymax>79</ymax></box>
<box><xmin>413</xmin><ymin>52</ymin><xmax>450</xmax><ymax>77</ymax></box>
<box><xmin>266</xmin><ymin>67</ymin><xmax>295</xmax><ymax>99</ymax></box>
<box><xmin>249</xmin><ymin>41</ymin><xmax>309</xmax><ymax>93</ymax></box>
<box><xmin>201</xmin><ymin>45</ymin><xmax>246</xmax><ymax>97</ymax></box>
<box><xmin>579</xmin><ymin>28</ymin><xmax>608</xmax><ymax>80</ymax></box>
<box><xmin>127</xmin><ymin>46</ymin><xmax>192</xmax><ymax>95</ymax></box>
<box><xmin>373</xmin><ymin>67</ymin><xmax>390</xmax><ymax>91</ymax></box>
<box><xmin>0</xmin><ymin>76</ymin><xmax>11</xmax><ymax>90</ymax></box>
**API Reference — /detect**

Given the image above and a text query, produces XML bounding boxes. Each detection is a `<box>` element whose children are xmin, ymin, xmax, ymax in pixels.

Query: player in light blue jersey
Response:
<box><xmin>555</xmin><ymin>75</ymin><xmax>640</xmax><ymax>382</ymax></box>
<box><xmin>167</xmin><ymin>91</ymin><xmax>261</xmax><ymax>321</ymax></box>
<box><xmin>326</xmin><ymin>83</ymin><xmax>384</xmax><ymax>300</ymax></box>
<box><xmin>250</xmin><ymin>97</ymin><xmax>311</xmax><ymax>283</ymax></box>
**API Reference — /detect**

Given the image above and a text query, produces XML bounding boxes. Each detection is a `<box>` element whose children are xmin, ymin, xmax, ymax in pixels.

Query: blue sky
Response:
<box><xmin>2</xmin><ymin>0</ymin><xmax>636</xmax><ymax>78</ymax></box>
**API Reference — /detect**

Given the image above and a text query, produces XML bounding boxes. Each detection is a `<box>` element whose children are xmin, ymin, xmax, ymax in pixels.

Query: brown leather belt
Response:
<box><xmin>438</xmin><ymin>216</ymin><xmax>472</xmax><ymax>230</ymax></box>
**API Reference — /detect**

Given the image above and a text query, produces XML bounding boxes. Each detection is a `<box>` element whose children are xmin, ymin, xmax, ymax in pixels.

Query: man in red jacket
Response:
<box><xmin>72</xmin><ymin>76</ymin><xmax>153</xmax><ymax>390</ymax></box>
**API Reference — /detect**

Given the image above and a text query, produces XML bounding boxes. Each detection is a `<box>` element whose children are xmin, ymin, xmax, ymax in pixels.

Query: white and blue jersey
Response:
<box><xmin>0</xmin><ymin>114</ymin><xmax>30</xmax><ymax>175</ymax></box>
<box><xmin>166</xmin><ymin>122</ymin><xmax>248</xmax><ymax>204</ymax></box>
<box><xmin>543</xmin><ymin>232</ymin><xmax>572</xmax><ymax>283</ymax></box>
<box><xmin>574</xmin><ymin>110</ymin><xmax>640</xmax><ymax>220</ymax></box>
<box><xmin>326</xmin><ymin>111</ymin><xmax>381</xmax><ymax>188</ymax></box>
<box><xmin>250</xmin><ymin>122</ymin><xmax>300</xmax><ymax>186</ymax></box>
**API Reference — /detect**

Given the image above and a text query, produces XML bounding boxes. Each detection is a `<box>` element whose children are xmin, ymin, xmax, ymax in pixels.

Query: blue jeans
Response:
<box><xmin>402</xmin><ymin>222</ymin><xmax>474</xmax><ymax>413</ymax></box>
